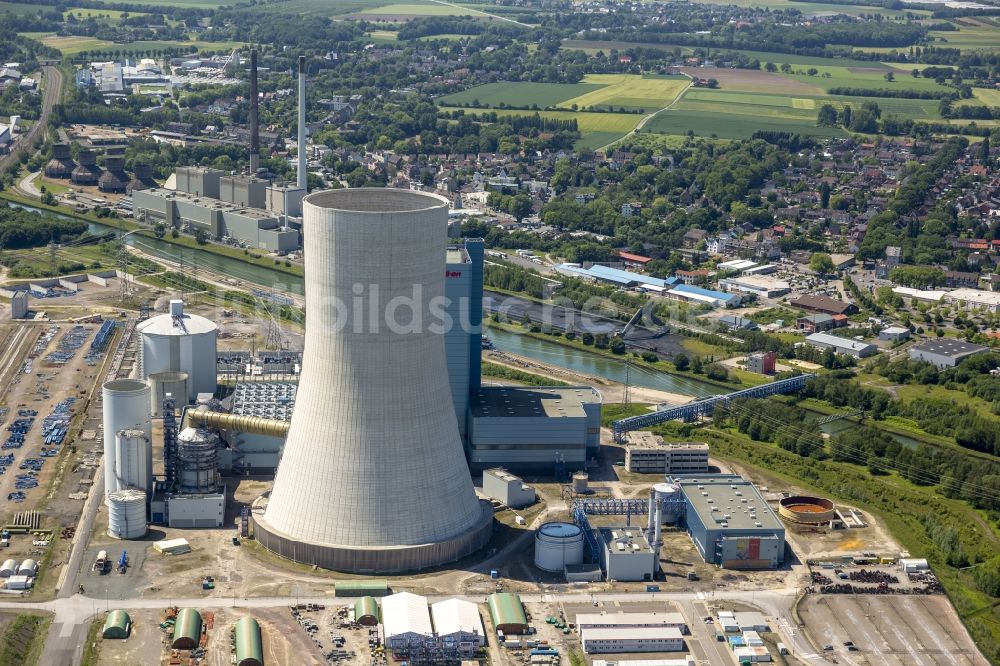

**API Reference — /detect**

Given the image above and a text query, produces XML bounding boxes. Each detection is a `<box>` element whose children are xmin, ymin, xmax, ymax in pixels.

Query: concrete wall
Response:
<box><xmin>167</xmin><ymin>493</ymin><xmax>225</xmax><ymax>528</ymax></box>
<box><xmin>176</xmin><ymin>167</ymin><xmax>222</xmax><ymax>198</ymax></box>
<box><xmin>467</xmin><ymin>414</ymin><xmax>588</xmax><ymax>470</ymax></box>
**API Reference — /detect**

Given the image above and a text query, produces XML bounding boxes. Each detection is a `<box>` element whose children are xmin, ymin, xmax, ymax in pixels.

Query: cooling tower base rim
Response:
<box><xmin>251</xmin><ymin>500</ymin><xmax>494</xmax><ymax>574</ymax></box>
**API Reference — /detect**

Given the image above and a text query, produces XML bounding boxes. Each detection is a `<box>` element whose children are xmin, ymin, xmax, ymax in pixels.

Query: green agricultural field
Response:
<box><xmin>366</xmin><ymin>29</ymin><xmax>400</xmax><ymax>43</ymax></box>
<box><xmin>354</xmin><ymin>2</ymin><xmax>481</xmax><ymax>16</ymax></box>
<box><xmin>682</xmin><ymin>0</ymin><xmax>929</xmax><ymax>18</ymax></box>
<box><xmin>971</xmin><ymin>87</ymin><xmax>1000</xmax><ymax>107</ymax></box>
<box><xmin>87</xmin><ymin>0</ymin><xmax>223</xmax><ymax>6</ymax></box>
<box><xmin>440</xmin><ymin>81</ymin><xmax>604</xmax><ymax>109</ymax></box>
<box><xmin>645</xmin><ymin>105</ymin><xmax>847</xmax><ymax>139</ymax></box>
<box><xmin>558</xmin><ymin>73</ymin><xmax>689</xmax><ymax>112</ymax></box>
<box><xmin>64</xmin><ymin>6</ymin><xmax>143</xmax><ymax>18</ymax></box>
<box><xmin>440</xmin><ymin>106</ymin><xmax>642</xmax><ymax>148</ymax></box>
<box><xmin>779</xmin><ymin>64</ymin><xmax>961</xmax><ymax>94</ymax></box>
<box><xmin>930</xmin><ymin>21</ymin><xmax>1000</xmax><ymax>52</ymax></box>
<box><xmin>34</xmin><ymin>33</ymin><xmax>244</xmax><ymax>56</ymax></box>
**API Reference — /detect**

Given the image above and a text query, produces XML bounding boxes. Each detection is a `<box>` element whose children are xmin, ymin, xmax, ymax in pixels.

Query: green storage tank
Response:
<box><xmin>235</xmin><ymin>616</ymin><xmax>264</xmax><ymax>666</ymax></box>
<box><xmin>171</xmin><ymin>608</ymin><xmax>203</xmax><ymax>649</ymax></box>
<box><xmin>102</xmin><ymin>610</ymin><xmax>132</xmax><ymax>639</ymax></box>
<box><xmin>354</xmin><ymin>596</ymin><xmax>380</xmax><ymax>626</ymax></box>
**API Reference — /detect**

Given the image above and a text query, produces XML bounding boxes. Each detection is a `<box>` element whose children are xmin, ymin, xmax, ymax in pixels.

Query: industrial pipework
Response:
<box><xmin>297</xmin><ymin>56</ymin><xmax>306</xmax><ymax>190</ymax></box>
<box><xmin>182</xmin><ymin>406</ymin><xmax>290</xmax><ymax>438</ymax></box>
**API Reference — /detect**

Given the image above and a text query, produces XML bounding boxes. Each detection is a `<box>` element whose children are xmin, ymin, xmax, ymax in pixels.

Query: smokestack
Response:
<box><xmin>297</xmin><ymin>56</ymin><xmax>307</xmax><ymax>190</ymax></box>
<box><xmin>249</xmin><ymin>49</ymin><xmax>260</xmax><ymax>174</ymax></box>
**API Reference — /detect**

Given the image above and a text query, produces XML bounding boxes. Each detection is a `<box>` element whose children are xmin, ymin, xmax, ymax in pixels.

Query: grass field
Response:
<box><xmin>683</xmin><ymin>0</ymin><xmax>930</xmax><ymax>18</ymax></box>
<box><xmin>557</xmin><ymin>73</ymin><xmax>688</xmax><ymax>112</ymax></box>
<box><xmin>930</xmin><ymin>23</ymin><xmax>1000</xmax><ymax>52</ymax></box>
<box><xmin>971</xmin><ymin>87</ymin><xmax>1000</xmax><ymax>107</ymax></box>
<box><xmin>32</xmin><ymin>33</ymin><xmax>244</xmax><ymax>56</ymax></box>
<box><xmin>354</xmin><ymin>2</ymin><xmax>481</xmax><ymax>16</ymax></box>
<box><xmin>64</xmin><ymin>6</ymin><xmax>142</xmax><ymax>18</ymax></box>
<box><xmin>644</xmin><ymin>106</ymin><xmax>848</xmax><ymax>139</ymax></box>
<box><xmin>440</xmin><ymin>106</ymin><xmax>642</xmax><ymax>149</ymax></box>
<box><xmin>366</xmin><ymin>29</ymin><xmax>400</xmax><ymax>43</ymax></box>
<box><xmin>440</xmin><ymin>81</ymin><xmax>605</xmax><ymax>108</ymax></box>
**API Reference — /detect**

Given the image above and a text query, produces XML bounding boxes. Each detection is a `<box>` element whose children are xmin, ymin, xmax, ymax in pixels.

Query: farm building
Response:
<box><xmin>102</xmin><ymin>610</ymin><xmax>132</xmax><ymax>639</ymax></box>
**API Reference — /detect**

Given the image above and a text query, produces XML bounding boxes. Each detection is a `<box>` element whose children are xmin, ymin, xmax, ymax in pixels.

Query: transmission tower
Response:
<box><xmin>623</xmin><ymin>360</ymin><xmax>632</xmax><ymax>405</ymax></box>
<box><xmin>264</xmin><ymin>289</ymin><xmax>283</xmax><ymax>349</ymax></box>
<box><xmin>117</xmin><ymin>219</ymin><xmax>130</xmax><ymax>306</ymax></box>
<box><xmin>48</xmin><ymin>232</ymin><xmax>58</xmax><ymax>277</ymax></box>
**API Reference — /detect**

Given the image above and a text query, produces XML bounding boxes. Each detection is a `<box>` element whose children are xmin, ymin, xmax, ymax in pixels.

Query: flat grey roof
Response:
<box><xmin>912</xmin><ymin>339</ymin><xmax>988</xmax><ymax>358</ymax></box>
<box><xmin>598</xmin><ymin>527</ymin><xmax>654</xmax><ymax>555</ymax></box>
<box><xmin>672</xmin><ymin>474</ymin><xmax>783</xmax><ymax>532</ymax></box>
<box><xmin>470</xmin><ymin>386</ymin><xmax>600</xmax><ymax>419</ymax></box>
<box><xmin>232</xmin><ymin>381</ymin><xmax>297</xmax><ymax>421</ymax></box>
<box><xmin>447</xmin><ymin>247</ymin><xmax>470</xmax><ymax>264</ymax></box>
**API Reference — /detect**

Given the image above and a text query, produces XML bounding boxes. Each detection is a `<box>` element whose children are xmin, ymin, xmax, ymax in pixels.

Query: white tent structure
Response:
<box><xmin>431</xmin><ymin>598</ymin><xmax>485</xmax><ymax>647</ymax></box>
<box><xmin>382</xmin><ymin>592</ymin><xmax>433</xmax><ymax>650</ymax></box>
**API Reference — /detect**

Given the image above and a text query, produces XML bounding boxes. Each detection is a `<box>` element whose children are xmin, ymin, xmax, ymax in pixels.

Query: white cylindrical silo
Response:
<box><xmin>654</xmin><ymin>482</ymin><xmax>684</xmax><ymax>524</ymax></box>
<box><xmin>114</xmin><ymin>428</ymin><xmax>152</xmax><ymax>493</ymax></box>
<box><xmin>102</xmin><ymin>379</ymin><xmax>151</xmax><ymax>504</ymax></box>
<box><xmin>107</xmin><ymin>488</ymin><xmax>148</xmax><ymax>539</ymax></box>
<box><xmin>534</xmin><ymin>522</ymin><xmax>584</xmax><ymax>572</ymax></box>
<box><xmin>177</xmin><ymin>427</ymin><xmax>219</xmax><ymax>494</ymax></box>
<box><xmin>149</xmin><ymin>371</ymin><xmax>189</xmax><ymax>417</ymax></box>
<box><xmin>136</xmin><ymin>300</ymin><xmax>217</xmax><ymax>402</ymax></box>
<box><xmin>0</xmin><ymin>559</ymin><xmax>17</xmax><ymax>577</ymax></box>
<box><xmin>572</xmin><ymin>472</ymin><xmax>589</xmax><ymax>493</ymax></box>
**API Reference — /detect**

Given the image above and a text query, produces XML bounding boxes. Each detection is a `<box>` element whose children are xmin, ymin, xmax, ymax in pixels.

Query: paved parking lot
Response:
<box><xmin>799</xmin><ymin>595</ymin><xmax>984</xmax><ymax>665</ymax></box>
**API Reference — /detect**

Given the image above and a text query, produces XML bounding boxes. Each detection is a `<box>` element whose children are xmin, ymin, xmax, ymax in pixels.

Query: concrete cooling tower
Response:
<box><xmin>253</xmin><ymin>188</ymin><xmax>493</xmax><ymax>572</ymax></box>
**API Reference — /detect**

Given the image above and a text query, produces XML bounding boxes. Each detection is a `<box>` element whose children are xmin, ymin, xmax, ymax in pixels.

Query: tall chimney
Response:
<box><xmin>297</xmin><ymin>56</ymin><xmax>307</xmax><ymax>190</ymax></box>
<box><xmin>249</xmin><ymin>49</ymin><xmax>260</xmax><ymax>174</ymax></box>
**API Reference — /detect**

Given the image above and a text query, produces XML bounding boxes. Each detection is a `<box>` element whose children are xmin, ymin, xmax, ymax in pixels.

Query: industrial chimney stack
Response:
<box><xmin>297</xmin><ymin>56</ymin><xmax>306</xmax><ymax>190</ymax></box>
<box><xmin>249</xmin><ymin>49</ymin><xmax>260</xmax><ymax>174</ymax></box>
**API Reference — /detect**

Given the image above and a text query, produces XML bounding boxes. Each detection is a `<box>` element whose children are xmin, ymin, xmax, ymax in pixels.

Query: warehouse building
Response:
<box><xmin>943</xmin><ymin>287</ymin><xmax>1000</xmax><ymax>313</ymax></box>
<box><xmin>576</xmin><ymin>612</ymin><xmax>688</xmax><ymax>634</ymax></box>
<box><xmin>430</xmin><ymin>599</ymin><xmax>486</xmax><ymax>648</ymax></box>
<box><xmin>790</xmin><ymin>294</ymin><xmax>858</xmax><ymax>316</ymax></box>
<box><xmin>593</xmin><ymin>657</ymin><xmax>696</xmax><ymax>666</ymax></box>
<box><xmin>804</xmin><ymin>332</ymin><xmax>877</xmax><ymax>358</ymax></box>
<box><xmin>598</xmin><ymin>527</ymin><xmax>658</xmax><ymax>581</ymax></box>
<box><xmin>466</xmin><ymin>386</ymin><xmax>602</xmax><ymax>472</ymax></box>
<box><xmin>908</xmin><ymin>339</ymin><xmax>988</xmax><ymax>369</ymax></box>
<box><xmin>482</xmin><ymin>468</ymin><xmax>535</xmax><ymax>508</ymax></box>
<box><xmin>666</xmin><ymin>284</ymin><xmax>740</xmax><ymax>308</ymax></box>
<box><xmin>623</xmin><ymin>432</ymin><xmax>708</xmax><ymax>474</ymax></box>
<box><xmin>382</xmin><ymin>592</ymin><xmax>433</xmax><ymax>650</ymax></box>
<box><xmin>487</xmin><ymin>593</ymin><xmax>528</xmax><ymax>634</ymax></box>
<box><xmin>673</xmin><ymin>474</ymin><xmax>785</xmax><ymax>569</ymax></box>
<box><xmin>582</xmin><ymin>627</ymin><xmax>685</xmax><ymax>654</ymax></box>
<box><xmin>719</xmin><ymin>275</ymin><xmax>790</xmax><ymax>298</ymax></box>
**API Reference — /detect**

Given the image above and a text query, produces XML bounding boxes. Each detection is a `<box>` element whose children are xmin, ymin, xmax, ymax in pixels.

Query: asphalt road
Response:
<box><xmin>0</xmin><ymin>66</ymin><xmax>62</xmax><ymax>174</ymax></box>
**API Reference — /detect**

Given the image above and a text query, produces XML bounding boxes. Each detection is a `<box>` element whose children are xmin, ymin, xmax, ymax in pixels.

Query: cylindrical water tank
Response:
<box><xmin>653</xmin><ymin>482</ymin><xmax>684</xmax><ymax>524</ymax></box>
<box><xmin>136</xmin><ymin>300</ymin><xmax>218</xmax><ymax>401</ymax></box>
<box><xmin>534</xmin><ymin>522</ymin><xmax>584</xmax><ymax>572</ymax></box>
<box><xmin>149</xmin><ymin>371</ymin><xmax>189</xmax><ymax>417</ymax></box>
<box><xmin>572</xmin><ymin>472</ymin><xmax>588</xmax><ymax>493</ymax></box>
<box><xmin>17</xmin><ymin>559</ymin><xmax>37</xmax><ymax>576</ymax></box>
<box><xmin>107</xmin><ymin>488</ymin><xmax>148</xmax><ymax>539</ymax></box>
<box><xmin>0</xmin><ymin>559</ymin><xmax>17</xmax><ymax>577</ymax></box>
<box><xmin>102</xmin><ymin>380</ymin><xmax>152</xmax><ymax>504</ymax></box>
<box><xmin>114</xmin><ymin>428</ymin><xmax>152</xmax><ymax>493</ymax></box>
<box><xmin>177</xmin><ymin>427</ymin><xmax>219</xmax><ymax>494</ymax></box>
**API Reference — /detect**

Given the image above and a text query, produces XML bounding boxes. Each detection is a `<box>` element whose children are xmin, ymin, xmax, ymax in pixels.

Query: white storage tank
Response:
<box><xmin>572</xmin><ymin>472</ymin><xmax>589</xmax><ymax>493</ymax></box>
<box><xmin>102</xmin><ymin>380</ymin><xmax>152</xmax><ymax>504</ymax></box>
<box><xmin>149</xmin><ymin>371</ymin><xmax>189</xmax><ymax>417</ymax></box>
<box><xmin>177</xmin><ymin>427</ymin><xmax>219</xmax><ymax>494</ymax></box>
<box><xmin>114</xmin><ymin>428</ymin><xmax>152</xmax><ymax>493</ymax></box>
<box><xmin>0</xmin><ymin>559</ymin><xmax>17</xmax><ymax>577</ymax></box>
<box><xmin>534</xmin><ymin>522</ymin><xmax>584</xmax><ymax>572</ymax></box>
<box><xmin>654</xmin><ymin>482</ymin><xmax>685</xmax><ymax>524</ymax></box>
<box><xmin>137</xmin><ymin>300</ymin><xmax>218</xmax><ymax>402</ymax></box>
<box><xmin>107</xmin><ymin>488</ymin><xmax>148</xmax><ymax>539</ymax></box>
<box><xmin>17</xmin><ymin>559</ymin><xmax>37</xmax><ymax>576</ymax></box>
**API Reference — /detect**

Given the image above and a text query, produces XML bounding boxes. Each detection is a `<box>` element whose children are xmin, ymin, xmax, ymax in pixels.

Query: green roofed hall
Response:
<box><xmin>354</xmin><ymin>596</ymin><xmax>380</xmax><ymax>626</ymax></box>
<box><xmin>235</xmin><ymin>616</ymin><xmax>263</xmax><ymax>666</ymax></box>
<box><xmin>334</xmin><ymin>580</ymin><xmax>389</xmax><ymax>596</ymax></box>
<box><xmin>102</xmin><ymin>610</ymin><xmax>132</xmax><ymax>639</ymax></box>
<box><xmin>488</xmin><ymin>592</ymin><xmax>528</xmax><ymax>634</ymax></box>
<box><xmin>171</xmin><ymin>608</ymin><xmax>203</xmax><ymax>649</ymax></box>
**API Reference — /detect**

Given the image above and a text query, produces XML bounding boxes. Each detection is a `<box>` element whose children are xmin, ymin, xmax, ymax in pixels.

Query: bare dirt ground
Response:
<box><xmin>679</xmin><ymin>67</ymin><xmax>824</xmax><ymax>94</ymax></box>
<box><xmin>798</xmin><ymin>595</ymin><xmax>985</xmax><ymax>665</ymax></box>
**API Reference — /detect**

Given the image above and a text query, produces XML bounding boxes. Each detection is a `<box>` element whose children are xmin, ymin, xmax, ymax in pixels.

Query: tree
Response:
<box><xmin>810</xmin><ymin>253</ymin><xmax>835</xmax><ymax>275</ymax></box>
<box><xmin>194</xmin><ymin>228</ymin><xmax>208</xmax><ymax>245</ymax></box>
<box><xmin>153</xmin><ymin>223</ymin><xmax>166</xmax><ymax>239</ymax></box>
<box><xmin>817</xmin><ymin>104</ymin><xmax>838</xmax><ymax>127</ymax></box>
<box><xmin>691</xmin><ymin>356</ymin><xmax>703</xmax><ymax>374</ymax></box>
<box><xmin>807</xmin><ymin>68</ymin><xmax>818</xmax><ymax>76</ymax></box>
<box><xmin>764</xmin><ymin>62</ymin><xmax>777</xmax><ymax>72</ymax></box>
<box><xmin>673</xmin><ymin>353</ymin><xmax>689</xmax><ymax>371</ymax></box>
<box><xmin>819</xmin><ymin>181</ymin><xmax>831</xmax><ymax>209</ymax></box>
<box><xmin>840</xmin><ymin>104</ymin><xmax>853</xmax><ymax>128</ymax></box>
<box><xmin>706</xmin><ymin>78</ymin><xmax>719</xmax><ymax>89</ymax></box>
<box><xmin>884</xmin><ymin>71</ymin><xmax>895</xmax><ymax>82</ymax></box>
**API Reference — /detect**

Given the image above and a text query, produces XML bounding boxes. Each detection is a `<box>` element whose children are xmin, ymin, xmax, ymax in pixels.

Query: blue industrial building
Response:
<box><xmin>672</xmin><ymin>474</ymin><xmax>785</xmax><ymax>569</ymax></box>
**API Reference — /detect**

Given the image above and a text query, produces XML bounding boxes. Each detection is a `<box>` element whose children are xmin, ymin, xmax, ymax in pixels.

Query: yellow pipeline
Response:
<box><xmin>183</xmin><ymin>407</ymin><xmax>290</xmax><ymax>437</ymax></box>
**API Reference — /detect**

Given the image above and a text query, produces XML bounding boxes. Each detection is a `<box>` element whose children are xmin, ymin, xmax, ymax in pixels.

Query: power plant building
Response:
<box><xmin>598</xmin><ymin>527</ymin><xmax>657</xmax><ymax>581</ymax></box>
<box><xmin>673</xmin><ymin>474</ymin><xmax>785</xmax><ymax>569</ymax></box>
<box><xmin>137</xmin><ymin>300</ymin><xmax>217</xmax><ymax>402</ymax></box>
<box><xmin>482</xmin><ymin>468</ymin><xmax>535</xmax><ymax>508</ymax></box>
<box><xmin>623</xmin><ymin>432</ymin><xmax>709</xmax><ymax>474</ymax></box>
<box><xmin>466</xmin><ymin>386</ymin><xmax>602</xmax><ymax>472</ymax></box>
<box><xmin>251</xmin><ymin>189</ymin><xmax>494</xmax><ymax>573</ymax></box>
